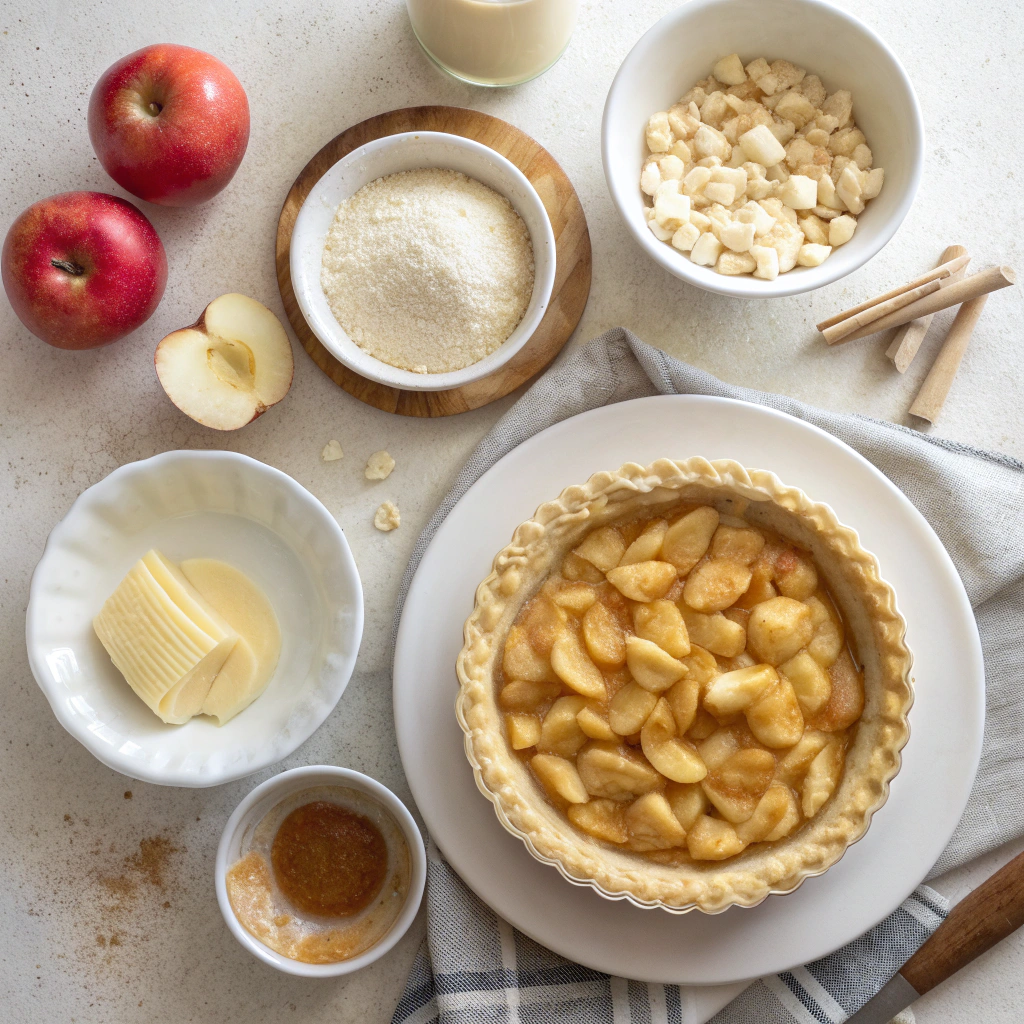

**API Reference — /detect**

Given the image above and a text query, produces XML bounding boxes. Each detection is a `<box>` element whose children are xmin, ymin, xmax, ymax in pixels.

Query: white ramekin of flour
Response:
<box><xmin>290</xmin><ymin>131</ymin><xmax>557</xmax><ymax>392</ymax></box>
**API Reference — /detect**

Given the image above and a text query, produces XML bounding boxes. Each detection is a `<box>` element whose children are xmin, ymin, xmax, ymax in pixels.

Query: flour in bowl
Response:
<box><xmin>320</xmin><ymin>168</ymin><xmax>535</xmax><ymax>374</ymax></box>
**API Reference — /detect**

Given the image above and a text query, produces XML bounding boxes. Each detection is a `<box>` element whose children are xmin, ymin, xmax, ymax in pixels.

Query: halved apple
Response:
<box><xmin>155</xmin><ymin>292</ymin><xmax>293</xmax><ymax>430</ymax></box>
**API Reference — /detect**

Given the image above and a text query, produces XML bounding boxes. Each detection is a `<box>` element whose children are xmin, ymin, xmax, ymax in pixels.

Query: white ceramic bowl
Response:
<box><xmin>602</xmin><ymin>0</ymin><xmax>924</xmax><ymax>298</ymax></box>
<box><xmin>216</xmin><ymin>765</ymin><xmax>426</xmax><ymax>976</ymax></box>
<box><xmin>25</xmin><ymin>451</ymin><xmax>363</xmax><ymax>788</ymax></box>
<box><xmin>290</xmin><ymin>130</ymin><xmax>557</xmax><ymax>390</ymax></box>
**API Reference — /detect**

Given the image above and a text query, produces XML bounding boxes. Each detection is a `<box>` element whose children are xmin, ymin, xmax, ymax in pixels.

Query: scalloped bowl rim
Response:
<box><xmin>25</xmin><ymin>450</ymin><xmax>364</xmax><ymax>788</ymax></box>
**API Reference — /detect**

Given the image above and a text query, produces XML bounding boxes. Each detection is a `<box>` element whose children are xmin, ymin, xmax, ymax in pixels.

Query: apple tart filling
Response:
<box><xmin>499</xmin><ymin>505</ymin><xmax>864</xmax><ymax>863</ymax></box>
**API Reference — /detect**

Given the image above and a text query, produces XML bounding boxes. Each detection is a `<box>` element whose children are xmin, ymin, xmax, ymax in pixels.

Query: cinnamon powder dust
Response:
<box><xmin>40</xmin><ymin>810</ymin><xmax>184</xmax><ymax>974</ymax></box>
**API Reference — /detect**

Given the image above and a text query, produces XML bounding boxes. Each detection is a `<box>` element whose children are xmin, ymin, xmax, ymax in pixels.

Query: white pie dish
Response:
<box><xmin>602</xmin><ymin>0</ymin><xmax>924</xmax><ymax>298</ymax></box>
<box><xmin>25</xmin><ymin>450</ymin><xmax>363</xmax><ymax>788</ymax></box>
<box><xmin>216</xmin><ymin>765</ymin><xmax>426</xmax><ymax>977</ymax></box>
<box><xmin>393</xmin><ymin>395</ymin><xmax>983</xmax><ymax>985</ymax></box>
<box><xmin>289</xmin><ymin>130</ymin><xmax>557</xmax><ymax>391</ymax></box>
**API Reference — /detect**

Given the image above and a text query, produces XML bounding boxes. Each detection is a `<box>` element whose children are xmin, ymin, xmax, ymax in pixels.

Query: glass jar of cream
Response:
<box><xmin>406</xmin><ymin>0</ymin><xmax>579</xmax><ymax>87</ymax></box>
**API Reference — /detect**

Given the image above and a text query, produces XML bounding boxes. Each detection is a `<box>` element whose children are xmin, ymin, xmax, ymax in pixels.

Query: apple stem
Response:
<box><xmin>51</xmin><ymin>258</ymin><xmax>85</xmax><ymax>276</ymax></box>
<box><xmin>148</xmin><ymin>101</ymin><xmax>162</xmax><ymax>116</ymax></box>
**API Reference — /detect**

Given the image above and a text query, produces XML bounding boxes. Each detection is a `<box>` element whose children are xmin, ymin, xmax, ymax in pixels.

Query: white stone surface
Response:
<box><xmin>0</xmin><ymin>0</ymin><xmax>1020</xmax><ymax>1021</ymax></box>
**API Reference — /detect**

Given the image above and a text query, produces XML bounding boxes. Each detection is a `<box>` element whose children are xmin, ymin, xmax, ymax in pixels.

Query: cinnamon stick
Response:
<box><xmin>886</xmin><ymin>245</ymin><xmax>968</xmax><ymax>372</ymax></box>
<box><xmin>828</xmin><ymin>266</ymin><xmax>1016</xmax><ymax>345</ymax></box>
<box><xmin>816</xmin><ymin>253</ymin><xmax>971</xmax><ymax>331</ymax></box>
<box><xmin>909</xmin><ymin>292</ymin><xmax>989</xmax><ymax>423</ymax></box>
<box><xmin>822</xmin><ymin>278</ymin><xmax>942</xmax><ymax>345</ymax></box>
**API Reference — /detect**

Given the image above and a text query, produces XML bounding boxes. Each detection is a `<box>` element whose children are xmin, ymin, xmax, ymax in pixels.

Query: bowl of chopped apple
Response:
<box><xmin>602</xmin><ymin>0</ymin><xmax>923</xmax><ymax>297</ymax></box>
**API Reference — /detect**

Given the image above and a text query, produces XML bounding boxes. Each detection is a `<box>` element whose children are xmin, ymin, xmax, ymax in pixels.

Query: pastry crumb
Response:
<box><xmin>365</xmin><ymin>450</ymin><xmax>395</xmax><ymax>480</ymax></box>
<box><xmin>321</xmin><ymin>440</ymin><xmax>344</xmax><ymax>461</ymax></box>
<box><xmin>374</xmin><ymin>501</ymin><xmax>400</xmax><ymax>532</ymax></box>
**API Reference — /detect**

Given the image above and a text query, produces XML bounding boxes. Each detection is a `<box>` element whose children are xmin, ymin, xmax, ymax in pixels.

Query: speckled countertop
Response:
<box><xmin>1</xmin><ymin>1</ymin><xmax>1021</xmax><ymax>1021</ymax></box>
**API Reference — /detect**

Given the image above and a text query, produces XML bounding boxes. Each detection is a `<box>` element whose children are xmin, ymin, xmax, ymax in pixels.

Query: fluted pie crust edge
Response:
<box><xmin>455</xmin><ymin>458</ymin><xmax>914</xmax><ymax>914</ymax></box>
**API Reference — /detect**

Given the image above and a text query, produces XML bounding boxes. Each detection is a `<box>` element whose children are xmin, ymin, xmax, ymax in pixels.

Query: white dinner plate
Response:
<box><xmin>393</xmin><ymin>395</ymin><xmax>983</xmax><ymax>985</ymax></box>
<box><xmin>27</xmin><ymin>450</ymin><xmax>363</xmax><ymax>788</ymax></box>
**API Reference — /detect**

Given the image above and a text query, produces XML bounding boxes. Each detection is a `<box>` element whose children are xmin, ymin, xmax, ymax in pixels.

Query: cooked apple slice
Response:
<box><xmin>155</xmin><ymin>292</ymin><xmax>293</xmax><ymax>430</ymax></box>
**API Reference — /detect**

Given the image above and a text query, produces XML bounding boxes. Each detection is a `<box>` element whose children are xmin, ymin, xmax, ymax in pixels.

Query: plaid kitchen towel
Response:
<box><xmin>392</xmin><ymin>328</ymin><xmax>1024</xmax><ymax>1024</ymax></box>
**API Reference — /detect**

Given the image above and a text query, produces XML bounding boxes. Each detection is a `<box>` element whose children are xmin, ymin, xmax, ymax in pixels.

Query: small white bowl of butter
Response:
<box><xmin>25</xmin><ymin>450</ymin><xmax>363</xmax><ymax>788</ymax></box>
<box><xmin>289</xmin><ymin>131</ymin><xmax>557</xmax><ymax>392</ymax></box>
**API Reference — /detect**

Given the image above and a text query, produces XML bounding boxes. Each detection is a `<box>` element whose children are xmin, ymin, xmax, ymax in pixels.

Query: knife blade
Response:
<box><xmin>845</xmin><ymin>847</ymin><xmax>1024</xmax><ymax>1024</ymax></box>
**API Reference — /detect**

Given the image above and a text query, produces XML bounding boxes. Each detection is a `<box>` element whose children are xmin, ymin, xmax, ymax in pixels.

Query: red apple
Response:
<box><xmin>2</xmin><ymin>191</ymin><xmax>168</xmax><ymax>349</ymax></box>
<box><xmin>88</xmin><ymin>44</ymin><xmax>250</xmax><ymax>207</ymax></box>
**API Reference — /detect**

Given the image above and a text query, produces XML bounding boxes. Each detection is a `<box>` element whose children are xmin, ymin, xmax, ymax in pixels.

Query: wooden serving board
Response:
<box><xmin>275</xmin><ymin>105</ymin><xmax>592</xmax><ymax>417</ymax></box>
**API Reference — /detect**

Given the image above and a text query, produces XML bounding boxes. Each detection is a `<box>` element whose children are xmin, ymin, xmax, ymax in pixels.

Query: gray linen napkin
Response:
<box><xmin>391</xmin><ymin>328</ymin><xmax>1024</xmax><ymax>1024</ymax></box>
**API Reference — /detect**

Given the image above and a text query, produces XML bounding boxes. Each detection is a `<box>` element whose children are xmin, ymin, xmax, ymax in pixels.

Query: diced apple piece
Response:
<box><xmin>581</xmin><ymin>601</ymin><xmax>626</xmax><ymax>667</ymax></box>
<box><xmin>568</xmin><ymin>798</ymin><xmax>628</xmax><ymax>843</ymax></box>
<box><xmin>577</xmin><ymin>704</ymin><xmax>616</xmax><ymax>741</ymax></box>
<box><xmin>779</xmin><ymin>650</ymin><xmax>832</xmax><ymax>715</ymax></box>
<box><xmin>687</xmin><ymin>814</ymin><xmax>746</xmax><ymax>860</ymax></box>
<box><xmin>683</xmin><ymin>557</ymin><xmax>753</xmax><ymax>612</ymax></box>
<box><xmin>537</xmin><ymin>695</ymin><xmax>588</xmax><ymax>757</ymax></box>
<box><xmin>502</xmin><ymin>626</ymin><xmax>555</xmax><ymax>682</ymax></box>
<box><xmin>625</xmin><ymin>792</ymin><xmax>688</xmax><ymax>850</ymax></box>
<box><xmin>609</xmin><ymin>680</ymin><xmax>658</xmax><ymax>736</ymax></box>
<box><xmin>640</xmin><ymin>699</ymin><xmax>707</xmax><ymax>783</ymax></box>
<box><xmin>550</xmin><ymin>582</ymin><xmax>597</xmax><ymax>614</ymax></box>
<box><xmin>550</xmin><ymin>630</ymin><xmax>607</xmax><ymax>700</ymax></box>
<box><xmin>711</xmin><ymin>526</ymin><xmax>765</xmax><ymax>565</ymax></box>
<box><xmin>646</xmin><ymin>112</ymin><xmax>673</xmax><ymax>153</ymax></box>
<box><xmin>506</xmin><ymin>713</ymin><xmax>541</xmax><ymax>750</ymax></box>
<box><xmin>680</xmin><ymin>607</ymin><xmax>746</xmax><ymax>658</ymax></box>
<box><xmin>750</xmin><ymin>244</ymin><xmax>779</xmax><ymax>280</ymax></box>
<box><xmin>606</xmin><ymin>560</ymin><xmax>677</xmax><ymax>602</ymax></box>
<box><xmin>802</xmin><ymin>739</ymin><xmax>844</xmax><ymax>816</ymax></box>
<box><xmin>574</xmin><ymin>526</ymin><xmax>625</xmax><ymax>572</ymax></box>
<box><xmin>634</xmin><ymin>599</ymin><xmax>690</xmax><ymax>658</ymax></box>
<box><xmin>747</xmin><ymin>597</ymin><xmax>813</xmax><ymax>665</ymax></box>
<box><xmin>532</xmin><ymin>754</ymin><xmax>589</xmax><ymax>804</ymax></box>
<box><xmin>829</xmin><ymin>214</ymin><xmax>858</xmax><ymax>247</ymax></box>
<box><xmin>797</xmin><ymin>243</ymin><xmax>831</xmax><ymax>267</ymax></box>
<box><xmin>666</xmin><ymin>675</ymin><xmax>700</xmax><ymax>734</ymax></box>
<box><xmin>576</xmin><ymin>742</ymin><xmax>663</xmax><ymax>800</ymax></box>
<box><xmin>626</xmin><ymin>636</ymin><xmax>687</xmax><ymax>692</ymax></box>
<box><xmin>619</xmin><ymin>519</ymin><xmax>668</xmax><ymax>565</ymax></box>
<box><xmin>738</xmin><ymin>124</ymin><xmax>786</xmax><ymax>167</ymax></box>
<box><xmin>654</xmin><ymin>190</ymin><xmax>692</xmax><ymax>230</ymax></box>
<box><xmin>778</xmin><ymin>174</ymin><xmax>818</xmax><ymax>210</ymax></box>
<box><xmin>776</xmin><ymin>729</ymin><xmax>831</xmax><ymax>785</ymax></box>
<box><xmin>704</xmin><ymin>664</ymin><xmax>778</xmax><ymax>716</ymax></box>
<box><xmin>746</xmin><ymin>679</ymin><xmax>805</xmax><ymax>748</ymax></box>
<box><xmin>713</xmin><ymin>53</ymin><xmax>747</xmax><ymax>86</ymax></box>
<box><xmin>717</xmin><ymin>251</ymin><xmax>757</xmax><ymax>275</ymax></box>
<box><xmin>671</xmin><ymin>222</ymin><xmax>701</xmax><ymax>252</ymax></box>
<box><xmin>498</xmin><ymin>678</ymin><xmax>561</xmax><ymax>712</ymax></box>
<box><xmin>155</xmin><ymin>293</ymin><xmax>294</xmax><ymax>431</ymax></box>
<box><xmin>719</xmin><ymin>219</ymin><xmax>756</xmax><ymax>252</ymax></box>
<box><xmin>736</xmin><ymin>784</ymin><xmax>797</xmax><ymax>843</ymax></box>
<box><xmin>666</xmin><ymin>781</ymin><xmax>708</xmax><ymax>829</ymax></box>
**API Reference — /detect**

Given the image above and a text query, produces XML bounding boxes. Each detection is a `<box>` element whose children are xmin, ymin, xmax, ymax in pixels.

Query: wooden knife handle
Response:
<box><xmin>900</xmin><ymin>849</ymin><xmax>1024</xmax><ymax>995</ymax></box>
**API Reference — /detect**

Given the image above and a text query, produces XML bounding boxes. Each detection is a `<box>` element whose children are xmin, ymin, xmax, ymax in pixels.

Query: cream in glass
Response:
<box><xmin>406</xmin><ymin>0</ymin><xmax>579</xmax><ymax>87</ymax></box>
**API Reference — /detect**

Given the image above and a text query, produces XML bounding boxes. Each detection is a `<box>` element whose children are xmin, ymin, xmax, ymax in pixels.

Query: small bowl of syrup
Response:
<box><xmin>216</xmin><ymin>765</ymin><xmax>426</xmax><ymax>976</ymax></box>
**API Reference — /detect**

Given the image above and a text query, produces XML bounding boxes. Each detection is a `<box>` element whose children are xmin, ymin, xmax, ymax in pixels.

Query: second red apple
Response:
<box><xmin>88</xmin><ymin>44</ymin><xmax>250</xmax><ymax>207</ymax></box>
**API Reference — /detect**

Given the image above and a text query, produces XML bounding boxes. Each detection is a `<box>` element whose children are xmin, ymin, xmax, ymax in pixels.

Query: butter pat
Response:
<box><xmin>93</xmin><ymin>550</ymin><xmax>280</xmax><ymax>727</ymax></box>
<box><xmin>180</xmin><ymin>559</ymin><xmax>282</xmax><ymax>725</ymax></box>
<box><xmin>93</xmin><ymin>551</ymin><xmax>240</xmax><ymax>725</ymax></box>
